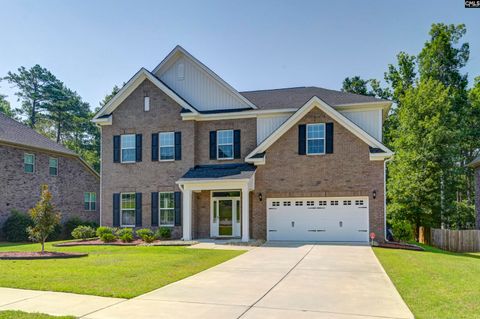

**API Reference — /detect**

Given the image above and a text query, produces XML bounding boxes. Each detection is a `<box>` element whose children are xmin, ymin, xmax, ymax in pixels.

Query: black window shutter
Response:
<box><xmin>113</xmin><ymin>193</ymin><xmax>120</xmax><ymax>227</ymax></box>
<box><xmin>175</xmin><ymin>132</ymin><xmax>182</xmax><ymax>161</ymax></box>
<box><xmin>151</xmin><ymin>192</ymin><xmax>159</xmax><ymax>227</ymax></box>
<box><xmin>174</xmin><ymin>191</ymin><xmax>182</xmax><ymax>226</ymax></box>
<box><xmin>136</xmin><ymin>134</ymin><xmax>142</xmax><ymax>162</ymax></box>
<box><xmin>209</xmin><ymin>131</ymin><xmax>217</xmax><ymax>160</ymax></box>
<box><xmin>151</xmin><ymin>133</ymin><xmax>159</xmax><ymax>161</ymax></box>
<box><xmin>135</xmin><ymin>192</ymin><xmax>142</xmax><ymax>227</ymax></box>
<box><xmin>326</xmin><ymin>123</ymin><xmax>334</xmax><ymax>154</ymax></box>
<box><xmin>113</xmin><ymin>135</ymin><xmax>120</xmax><ymax>163</ymax></box>
<box><xmin>234</xmin><ymin>130</ymin><xmax>241</xmax><ymax>159</ymax></box>
<box><xmin>298</xmin><ymin>125</ymin><xmax>306</xmax><ymax>155</ymax></box>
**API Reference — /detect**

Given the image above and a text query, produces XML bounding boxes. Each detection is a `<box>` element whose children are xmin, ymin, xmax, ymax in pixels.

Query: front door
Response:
<box><xmin>211</xmin><ymin>196</ymin><xmax>241</xmax><ymax>237</ymax></box>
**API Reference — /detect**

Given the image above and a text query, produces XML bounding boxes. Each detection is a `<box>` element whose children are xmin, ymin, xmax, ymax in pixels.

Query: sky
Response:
<box><xmin>0</xmin><ymin>0</ymin><xmax>479</xmax><ymax>111</ymax></box>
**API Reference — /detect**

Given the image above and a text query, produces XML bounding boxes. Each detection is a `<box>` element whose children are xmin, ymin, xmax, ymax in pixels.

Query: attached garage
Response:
<box><xmin>267</xmin><ymin>197</ymin><xmax>369</xmax><ymax>242</ymax></box>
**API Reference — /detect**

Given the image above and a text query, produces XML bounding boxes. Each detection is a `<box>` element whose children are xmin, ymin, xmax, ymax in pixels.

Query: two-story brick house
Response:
<box><xmin>93</xmin><ymin>46</ymin><xmax>393</xmax><ymax>242</ymax></box>
<box><xmin>0</xmin><ymin>113</ymin><xmax>100</xmax><ymax>233</ymax></box>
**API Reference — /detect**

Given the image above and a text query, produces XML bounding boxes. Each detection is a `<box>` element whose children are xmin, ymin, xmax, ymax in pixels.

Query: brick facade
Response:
<box><xmin>0</xmin><ymin>144</ymin><xmax>99</xmax><ymax>235</ymax></box>
<box><xmin>100</xmin><ymin>79</ymin><xmax>386</xmax><ymax>241</ymax></box>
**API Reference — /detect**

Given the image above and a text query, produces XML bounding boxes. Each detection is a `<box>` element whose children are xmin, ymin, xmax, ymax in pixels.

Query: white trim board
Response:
<box><xmin>245</xmin><ymin>96</ymin><xmax>393</xmax><ymax>164</ymax></box>
<box><xmin>92</xmin><ymin>68</ymin><xmax>198</xmax><ymax>123</ymax></box>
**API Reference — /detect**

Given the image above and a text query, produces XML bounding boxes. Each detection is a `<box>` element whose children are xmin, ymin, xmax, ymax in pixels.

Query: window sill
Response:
<box><xmin>159</xmin><ymin>159</ymin><xmax>175</xmax><ymax>162</ymax></box>
<box><xmin>159</xmin><ymin>224</ymin><xmax>175</xmax><ymax>227</ymax></box>
<box><xmin>120</xmin><ymin>161</ymin><xmax>136</xmax><ymax>164</ymax></box>
<box><xmin>217</xmin><ymin>157</ymin><xmax>235</xmax><ymax>161</ymax></box>
<box><xmin>120</xmin><ymin>225</ymin><xmax>135</xmax><ymax>228</ymax></box>
<box><xmin>306</xmin><ymin>153</ymin><xmax>326</xmax><ymax>156</ymax></box>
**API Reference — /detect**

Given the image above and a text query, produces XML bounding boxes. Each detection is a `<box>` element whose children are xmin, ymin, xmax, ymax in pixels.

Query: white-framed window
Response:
<box><xmin>159</xmin><ymin>132</ymin><xmax>175</xmax><ymax>161</ymax></box>
<box><xmin>295</xmin><ymin>201</ymin><xmax>303</xmax><ymax>206</ymax></box>
<box><xmin>355</xmin><ymin>200</ymin><xmax>364</xmax><ymax>206</ymax></box>
<box><xmin>24</xmin><ymin>153</ymin><xmax>35</xmax><ymax>173</ymax></box>
<box><xmin>159</xmin><ymin>192</ymin><xmax>175</xmax><ymax>226</ymax></box>
<box><xmin>272</xmin><ymin>201</ymin><xmax>280</xmax><ymax>207</ymax></box>
<box><xmin>283</xmin><ymin>201</ymin><xmax>291</xmax><ymax>206</ymax></box>
<box><xmin>144</xmin><ymin>96</ymin><xmax>150</xmax><ymax>112</ymax></box>
<box><xmin>217</xmin><ymin>130</ymin><xmax>234</xmax><ymax>160</ymax></box>
<box><xmin>306</xmin><ymin>123</ymin><xmax>325</xmax><ymax>155</ymax></box>
<box><xmin>330</xmin><ymin>200</ymin><xmax>339</xmax><ymax>206</ymax></box>
<box><xmin>343</xmin><ymin>200</ymin><xmax>352</xmax><ymax>206</ymax></box>
<box><xmin>49</xmin><ymin>157</ymin><xmax>58</xmax><ymax>176</ymax></box>
<box><xmin>319</xmin><ymin>200</ymin><xmax>327</xmax><ymax>206</ymax></box>
<box><xmin>121</xmin><ymin>134</ymin><xmax>136</xmax><ymax>163</ymax></box>
<box><xmin>84</xmin><ymin>192</ymin><xmax>96</xmax><ymax>211</ymax></box>
<box><xmin>121</xmin><ymin>193</ymin><xmax>136</xmax><ymax>227</ymax></box>
<box><xmin>306</xmin><ymin>201</ymin><xmax>314</xmax><ymax>206</ymax></box>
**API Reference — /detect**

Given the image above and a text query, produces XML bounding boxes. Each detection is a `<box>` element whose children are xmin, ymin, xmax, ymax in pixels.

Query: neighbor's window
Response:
<box><xmin>144</xmin><ymin>96</ymin><xmax>150</xmax><ymax>112</ymax></box>
<box><xmin>121</xmin><ymin>193</ymin><xmax>136</xmax><ymax>227</ymax></box>
<box><xmin>217</xmin><ymin>130</ymin><xmax>233</xmax><ymax>159</ymax></box>
<box><xmin>84</xmin><ymin>192</ymin><xmax>96</xmax><ymax>211</ymax></box>
<box><xmin>121</xmin><ymin>134</ymin><xmax>136</xmax><ymax>163</ymax></box>
<box><xmin>306</xmin><ymin>123</ymin><xmax>325</xmax><ymax>155</ymax></box>
<box><xmin>24</xmin><ymin>153</ymin><xmax>35</xmax><ymax>173</ymax></box>
<box><xmin>159</xmin><ymin>192</ymin><xmax>174</xmax><ymax>226</ymax></box>
<box><xmin>159</xmin><ymin>132</ymin><xmax>175</xmax><ymax>161</ymax></box>
<box><xmin>49</xmin><ymin>157</ymin><xmax>58</xmax><ymax>176</ymax></box>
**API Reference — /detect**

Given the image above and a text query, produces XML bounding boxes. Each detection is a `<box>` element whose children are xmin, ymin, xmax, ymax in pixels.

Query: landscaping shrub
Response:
<box><xmin>71</xmin><ymin>226</ymin><xmax>96</xmax><ymax>240</ymax></box>
<box><xmin>156</xmin><ymin>227</ymin><xmax>172</xmax><ymax>239</ymax></box>
<box><xmin>117</xmin><ymin>228</ymin><xmax>134</xmax><ymax>243</ymax></box>
<box><xmin>136</xmin><ymin>228</ymin><xmax>156</xmax><ymax>243</ymax></box>
<box><xmin>1</xmin><ymin>210</ymin><xmax>34</xmax><ymax>242</ymax></box>
<box><xmin>391</xmin><ymin>220</ymin><xmax>414</xmax><ymax>242</ymax></box>
<box><xmin>64</xmin><ymin>217</ymin><xmax>98</xmax><ymax>239</ymax></box>
<box><xmin>96</xmin><ymin>226</ymin><xmax>117</xmax><ymax>243</ymax></box>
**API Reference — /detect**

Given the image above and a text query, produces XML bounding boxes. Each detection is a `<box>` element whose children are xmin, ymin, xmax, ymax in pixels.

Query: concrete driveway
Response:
<box><xmin>85</xmin><ymin>243</ymin><xmax>413</xmax><ymax>319</ymax></box>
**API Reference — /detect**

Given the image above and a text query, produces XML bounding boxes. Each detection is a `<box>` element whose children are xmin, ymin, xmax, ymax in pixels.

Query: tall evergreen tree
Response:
<box><xmin>0</xmin><ymin>94</ymin><xmax>16</xmax><ymax>119</ymax></box>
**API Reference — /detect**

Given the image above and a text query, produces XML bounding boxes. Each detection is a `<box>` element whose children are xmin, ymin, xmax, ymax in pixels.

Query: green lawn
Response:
<box><xmin>374</xmin><ymin>244</ymin><xmax>480</xmax><ymax>319</ymax></box>
<box><xmin>0</xmin><ymin>242</ymin><xmax>244</xmax><ymax>298</ymax></box>
<box><xmin>0</xmin><ymin>311</ymin><xmax>74</xmax><ymax>319</ymax></box>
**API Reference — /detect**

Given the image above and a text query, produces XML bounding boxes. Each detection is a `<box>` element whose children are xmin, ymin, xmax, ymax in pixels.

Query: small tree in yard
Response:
<box><xmin>27</xmin><ymin>184</ymin><xmax>61</xmax><ymax>253</ymax></box>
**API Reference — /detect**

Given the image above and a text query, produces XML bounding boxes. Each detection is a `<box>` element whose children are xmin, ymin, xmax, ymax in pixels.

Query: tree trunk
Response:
<box><xmin>56</xmin><ymin>122</ymin><xmax>61</xmax><ymax>143</ymax></box>
<box><xmin>41</xmin><ymin>240</ymin><xmax>45</xmax><ymax>253</ymax></box>
<box><xmin>31</xmin><ymin>99</ymin><xmax>37</xmax><ymax>128</ymax></box>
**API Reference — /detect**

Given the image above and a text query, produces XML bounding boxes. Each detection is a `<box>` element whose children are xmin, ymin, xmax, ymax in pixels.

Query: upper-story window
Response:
<box><xmin>144</xmin><ymin>96</ymin><xmax>150</xmax><ymax>112</ymax></box>
<box><xmin>121</xmin><ymin>134</ymin><xmax>136</xmax><ymax>163</ymax></box>
<box><xmin>217</xmin><ymin>130</ymin><xmax>234</xmax><ymax>160</ymax></box>
<box><xmin>49</xmin><ymin>157</ymin><xmax>58</xmax><ymax>176</ymax></box>
<box><xmin>159</xmin><ymin>132</ymin><xmax>175</xmax><ymax>161</ymax></box>
<box><xmin>84</xmin><ymin>192</ymin><xmax>96</xmax><ymax>211</ymax></box>
<box><xmin>306</xmin><ymin>123</ymin><xmax>325</xmax><ymax>155</ymax></box>
<box><xmin>24</xmin><ymin>153</ymin><xmax>35</xmax><ymax>173</ymax></box>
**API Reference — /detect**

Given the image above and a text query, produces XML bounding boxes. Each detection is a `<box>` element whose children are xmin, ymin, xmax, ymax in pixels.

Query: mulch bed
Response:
<box><xmin>376</xmin><ymin>241</ymin><xmax>424</xmax><ymax>251</ymax></box>
<box><xmin>0</xmin><ymin>251</ymin><xmax>88</xmax><ymax>260</ymax></box>
<box><xmin>54</xmin><ymin>239</ymin><xmax>197</xmax><ymax>247</ymax></box>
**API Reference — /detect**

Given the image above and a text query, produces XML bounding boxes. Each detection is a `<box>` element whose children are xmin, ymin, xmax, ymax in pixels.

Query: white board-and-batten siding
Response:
<box><xmin>159</xmin><ymin>56</ymin><xmax>250</xmax><ymax>112</ymax></box>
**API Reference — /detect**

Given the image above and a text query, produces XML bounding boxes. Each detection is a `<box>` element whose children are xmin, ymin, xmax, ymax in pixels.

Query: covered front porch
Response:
<box><xmin>176</xmin><ymin>164</ymin><xmax>256</xmax><ymax>242</ymax></box>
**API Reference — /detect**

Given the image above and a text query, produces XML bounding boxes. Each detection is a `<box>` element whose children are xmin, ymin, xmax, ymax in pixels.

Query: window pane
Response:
<box><xmin>24</xmin><ymin>164</ymin><xmax>33</xmax><ymax>173</ymax></box>
<box><xmin>307</xmin><ymin>139</ymin><xmax>324</xmax><ymax>154</ymax></box>
<box><xmin>24</xmin><ymin>154</ymin><xmax>34</xmax><ymax>164</ymax></box>
<box><xmin>49</xmin><ymin>167</ymin><xmax>57</xmax><ymax>176</ymax></box>
<box><xmin>217</xmin><ymin>130</ymin><xmax>233</xmax><ymax>145</ymax></box>
<box><xmin>91</xmin><ymin>193</ymin><xmax>96</xmax><ymax>201</ymax></box>
<box><xmin>49</xmin><ymin>158</ymin><xmax>58</xmax><ymax>168</ymax></box>
<box><xmin>160</xmin><ymin>192</ymin><xmax>174</xmax><ymax>209</ymax></box>
<box><xmin>121</xmin><ymin>193</ymin><xmax>136</xmax><ymax>210</ymax></box>
<box><xmin>307</xmin><ymin>124</ymin><xmax>324</xmax><ymax>139</ymax></box>
<box><xmin>122</xmin><ymin>210</ymin><xmax>135</xmax><ymax>226</ymax></box>
<box><xmin>91</xmin><ymin>202</ymin><xmax>96</xmax><ymax>211</ymax></box>
<box><xmin>121</xmin><ymin>135</ymin><xmax>136</xmax><ymax>148</ymax></box>
<box><xmin>84</xmin><ymin>202</ymin><xmax>90</xmax><ymax>210</ymax></box>
<box><xmin>159</xmin><ymin>132</ymin><xmax>174</xmax><ymax>146</ymax></box>
<box><xmin>160</xmin><ymin>146</ymin><xmax>174</xmax><ymax>160</ymax></box>
<box><xmin>122</xmin><ymin>149</ymin><xmax>136</xmax><ymax>162</ymax></box>
<box><xmin>160</xmin><ymin>209</ymin><xmax>174</xmax><ymax>225</ymax></box>
<box><xmin>218</xmin><ymin>145</ymin><xmax>233</xmax><ymax>159</ymax></box>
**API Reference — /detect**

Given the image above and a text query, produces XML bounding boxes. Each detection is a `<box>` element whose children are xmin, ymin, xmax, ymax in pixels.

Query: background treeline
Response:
<box><xmin>0</xmin><ymin>66</ymin><xmax>120</xmax><ymax>172</ymax></box>
<box><xmin>341</xmin><ymin>23</ymin><xmax>480</xmax><ymax>236</ymax></box>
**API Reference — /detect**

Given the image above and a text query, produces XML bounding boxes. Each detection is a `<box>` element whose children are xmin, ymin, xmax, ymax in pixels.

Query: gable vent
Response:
<box><xmin>176</xmin><ymin>63</ymin><xmax>185</xmax><ymax>81</ymax></box>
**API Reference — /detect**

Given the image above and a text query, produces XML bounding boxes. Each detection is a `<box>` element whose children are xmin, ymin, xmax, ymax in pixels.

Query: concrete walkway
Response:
<box><xmin>84</xmin><ymin>243</ymin><xmax>413</xmax><ymax>319</ymax></box>
<box><xmin>0</xmin><ymin>287</ymin><xmax>124</xmax><ymax>317</ymax></box>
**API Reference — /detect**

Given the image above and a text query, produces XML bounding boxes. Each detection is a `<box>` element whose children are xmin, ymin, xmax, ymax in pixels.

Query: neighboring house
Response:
<box><xmin>93</xmin><ymin>45</ymin><xmax>393</xmax><ymax>242</ymax></box>
<box><xmin>468</xmin><ymin>156</ymin><xmax>480</xmax><ymax>229</ymax></box>
<box><xmin>0</xmin><ymin>113</ymin><xmax>100</xmax><ymax>232</ymax></box>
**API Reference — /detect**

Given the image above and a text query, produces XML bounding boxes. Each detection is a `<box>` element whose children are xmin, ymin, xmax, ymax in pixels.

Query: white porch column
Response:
<box><xmin>241</xmin><ymin>186</ymin><xmax>250</xmax><ymax>242</ymax></box>
<box><xmin>182</xmin><ymin>188</ymin><xmax>192</xmax><ymax>241</ymax></box>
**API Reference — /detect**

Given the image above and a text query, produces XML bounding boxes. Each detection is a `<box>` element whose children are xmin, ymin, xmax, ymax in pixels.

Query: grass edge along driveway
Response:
<box><xmin>374</xmin><ymin>244</ymin><xmax>480</xmax><ymax>319</ymax></box>
<box><xmin>0</xmin><ymin>242</ymin><xmax>245</xmax><ymax>299</ymax></box>
<box><xmin>0</xmin><ymin>310</ymin><xmax>74</xmax><ymax>319</ymax></box>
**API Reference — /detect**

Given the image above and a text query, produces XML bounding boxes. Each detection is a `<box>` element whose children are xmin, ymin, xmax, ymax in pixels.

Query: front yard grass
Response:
<box><xmin>0</xmin><ymin>242</ymin><xmax>244</xmax><ymax>298</ymax></box>
<box><xmin>374</xmin><ymin>244</ymin><xmax>480</xmax><ymax>319</ymax></box>
<box><xmin>0</xmin><ymin>311</ymin><xmax>74</xmax><ymax>319</ymax></box>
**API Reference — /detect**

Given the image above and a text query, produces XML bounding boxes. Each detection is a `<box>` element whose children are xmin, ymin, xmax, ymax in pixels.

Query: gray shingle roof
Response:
<box><xmin>468</xmin><ymin>155</ymin><xmax>480</xmax><ymax>168</ymax></box>
<box><xmin>240</xmin><ymin>87</ymin><xmax>389</xmax><ymax>110</ymax></box>
<box><xmin>181</xmin><ymin>163</ymin><xmax>256</xmax><ymax>179</ymax></box>
<box><xmin>0</xmin><ymin>113</ymin><xmax>76</xmax><ymax>155</ymax></box>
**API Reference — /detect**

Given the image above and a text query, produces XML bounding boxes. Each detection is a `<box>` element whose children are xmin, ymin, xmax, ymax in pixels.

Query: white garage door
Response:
<box><xmin>267</xmin><ymin>197</ymin><xmax>369</xmax><ymax>242</ymax></box>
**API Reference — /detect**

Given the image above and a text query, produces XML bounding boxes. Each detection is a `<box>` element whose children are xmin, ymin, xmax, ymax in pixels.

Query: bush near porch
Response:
<box><xmin>0</xmin><ymin>242</ymin><xmax>244</xmax><ymax>298</ymax></box>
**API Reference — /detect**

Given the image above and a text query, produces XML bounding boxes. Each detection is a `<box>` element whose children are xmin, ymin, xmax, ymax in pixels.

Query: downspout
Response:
<box><xmin>384</xmin><ymin>156</ymin><xmax>394</xmax><ymax>241</ymax></box>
